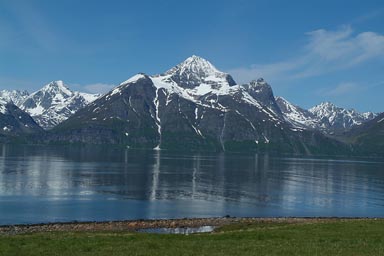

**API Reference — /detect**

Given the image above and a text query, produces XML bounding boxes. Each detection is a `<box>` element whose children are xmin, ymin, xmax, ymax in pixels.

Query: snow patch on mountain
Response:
<box><xmin>108</xmin><ymin>74</ymin><xmax>148</xmax><ymax>98</ymax></box>
<box><xmin>79</xmin><ymin>92</ymin><xmax>99</xmax><ymax>103</ymax></box>
<box><xmin>0</xmin><ymin>90</ymin><xmax>29</xmax><ymax>106</ymax></box>
<box><xmin>20</xmin><ymin>81</ymin><xmax>100</xmax><ymax>129</ymax></box>
<box><xmin>166</xmin><ymin>55</ymin><xmax>220</xmax><ymax>75</ymax></box>
<box><xmin>276</xmin><ymin>97</ymin><xmax>319</xmax><ymax>129</ymax></box>
<box><xmin>0</xmin><ymin>99</ymin><xmax>8</xmax><ymax>114</ymax></box>
<box><xmin>120</xmin><ymin>73</ymin><xmax>149</xmax><ymax>87</ymax></box>
<box><xmin>99</xmin><ymin>56</ymin><xmax>286</xmax><ymax>144</ymax></box>
<box><xmin>309</xmin><ymin>102</ymin><xmax>376</xmax><ymax>132</ymax></box>
<box><xmin>277</xmin><ymin>98</ymin><xmax>376</xmax><ymax>133</ymax></box>
<box><xmin>101</xmin><ymin>56</ymin><xmax>285</xmax><ymax>134</ymax></box>
<box><xmin>148</xmin><ymin>56</ymin><xmax>281</xmax><ymax>121</ymax></box>
<box><xmin>156</xmin><ymin>55</ymin><xmax>236</xmax><ymax>93</ymax></box>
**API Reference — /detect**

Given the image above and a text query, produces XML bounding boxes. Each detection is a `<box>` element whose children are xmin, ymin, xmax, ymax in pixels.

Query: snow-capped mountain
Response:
<box><xmin>309</xmin><ymin>102</ymin><xmax>376</xmax><ymax>134</ymax></box>
<box><xmin>43</xmin><ymin>56</ymin><xmax>346</xmax><ymax>155</ymax></box>
<box><xmin>150</xmin><ymin>55</ymin><xmax>282</xmax><ymax>122</ymax></box>
<box><xmin>83</xmin><ymin>56</ymin><xmax>287</xmax><ymax>149</ymax></box>
<box><xmin>0</xmin><ymin>99</ymin><xmax>42</xmax><ymax>139</ymax></box>
<box><xmin>0</xmin><ymin>89</ymin><xmax>29</xmax><ymax>106</ymax></box>
<box><xmin>0</xmin><ymin>55</ymin><xmax>380</xmax><ymax>155</ymax></box>
<box><xmin>157</xmin><ymin>55</ymin><xmax>237</xmax><ymax>90</ymax></box>
<box><xmin>20</xmin><ymin>81</ymin><xmax>99</xmax><ymax>129</ymax></box>
<box><xmin>276</xmin><ymin>97</ymin><xmax>376</xmax><ymax>134</ymax></box>
<box><xmin>276</xmin><ymin>97</ymin><xmax>319</xmax><ymax>130</ymax></box>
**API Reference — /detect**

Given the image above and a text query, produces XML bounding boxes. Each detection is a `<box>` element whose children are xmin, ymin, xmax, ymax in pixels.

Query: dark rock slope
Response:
<box><xmin>0</xmin><ymin>100</ymin><xmax>42</xmax><ymax>142</ymax></box>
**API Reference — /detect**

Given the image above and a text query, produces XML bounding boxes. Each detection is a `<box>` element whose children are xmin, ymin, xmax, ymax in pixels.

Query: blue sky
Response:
<box><xmin>0</xmin><ymin>0</ymin><xmax>383</xmax><ymax>112</ymax></box>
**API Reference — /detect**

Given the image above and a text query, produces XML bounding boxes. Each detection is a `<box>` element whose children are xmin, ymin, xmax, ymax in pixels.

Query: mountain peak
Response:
<box><xmin>44</xmin><ymin>80</ymin><xmax>65</xmax><ymax>88</ymax></box>
<box><xmin>249</xmin><ymin>78</ymin><xmax>269</xmax><ymax>88</ymax></box>
<box><xmin>310</xmin><ymin>102</ymin><xmax>338</xmax><ymax>112</ymax></box>
<box><xmin>120</xmin><ymin>73</ymin><xmax>149</xmax><ymax>86</ymax></box>
<box><xmin>165</xmin><ymin>55</ymin><xmax>220</xmax><ymax>77</ymax></box>
<box><xmin>40</xmin><ymin>80</ymin><xmax>73</xmax><ymax>97</ymax></box>
<box><xmin>275</xmin><ymin>96</ymin><xmax>319</xmax><ymax>130</ymax></box>
<box><xmin>161</xmin><ymin>55</ymin><xmax>236</xmax><ymax>89</ymax></box>
<box><xmin>309</xmin><ymin>101</ymin><xmax>376</xmax><ymax>132</ymax></box>
<box><xmin>319</xmin><ymin>101</ymin><xmax>335</xmax><ymax>107</ymax></box>
<box><xmin>19</xmin><ymin>80</ymin><xmax>99</xmax><ymax>129</ymax></box>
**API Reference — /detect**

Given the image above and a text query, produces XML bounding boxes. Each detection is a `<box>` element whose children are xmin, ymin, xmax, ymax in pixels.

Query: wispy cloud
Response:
<box><xmin>2</xmin><ymin>1</ymin><xmax>62</xmax><ymax>52</ymax></box>
<box><xmin>229</xmin><ymin>26</ymin><xmax>384</xmax><ymax>84</ymax></box>
<box><xmin>350</xmin><ymin>9</ymin><xmax>384</xmax><ymax>25</ymax></box>
<box><xmin>318</xmin><ymin>82</ymin><xmax>360</xmax><ymax>97</ymax></box>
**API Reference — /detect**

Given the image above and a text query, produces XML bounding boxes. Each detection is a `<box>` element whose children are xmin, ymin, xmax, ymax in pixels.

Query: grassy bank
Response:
<box><xmin>1</xmin><ymin>219</ymin><xmax>384</xmax><ymax>255</ymax></box>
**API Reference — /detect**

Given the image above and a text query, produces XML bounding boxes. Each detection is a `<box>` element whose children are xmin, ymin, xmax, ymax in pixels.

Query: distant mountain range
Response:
<box><xmin>0</xmin><ymin>56</ymin><xmax>382</xmax><ymax>155</ymax></box>
<box><xmin>1</xmin><ymin>81</ymin><xmax>99</xmax><ymax>129</ymax></box>
<box><xmin>276</xmin><ymin>97</ymin><xmax>376</xmax><ymax>134</ymax></box>
<box><xmin>0</xmin><ymin>89</ymin><xmax>29</xmax><ymax>106</ymax></box>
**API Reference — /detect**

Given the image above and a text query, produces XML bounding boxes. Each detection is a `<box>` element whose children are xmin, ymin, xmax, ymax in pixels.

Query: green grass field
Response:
<box><xmin>1</xmin><ymin>219</ymin><xmax>384</xmax><ymax>255</ymax></box>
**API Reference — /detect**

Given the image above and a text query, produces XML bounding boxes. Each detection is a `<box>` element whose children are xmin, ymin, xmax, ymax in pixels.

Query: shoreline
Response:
<box><xmin>1</xmin><ymin>217</ymin><xmax>380</xmax><ymax>235</ymax></box>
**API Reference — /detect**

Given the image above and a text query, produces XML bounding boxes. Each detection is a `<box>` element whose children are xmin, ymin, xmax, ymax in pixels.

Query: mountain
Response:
<box><xmin>160</xmin><ymin>55</ymin><xmax>237</xmax><ymax>89</ymax></box>
<box><xmin>19</xmin><ymin>81</ymin><xmax>99</xmax><ymax>130</ymax></box>
<box><xmin>276</xmin><ymin>97</ymin><xmax>319</xmax><ymax>130</ymax></box>
<box><xmin>43</xmin><ymin>56</ymin><xmax>348</xmax><ymax>155</ymax></box>
<box><xmin>0</xmin><ymin>99</ymin><xmax>42</xmax><ymax>142</ymax></box>
<box><xmin>344</xmin><ymin>112</ymin><xmax>384</xmax><ymax>156</ymax></box>
<box><xmin>309</xmin><ymin>102</ymin><xmax>376</xmax><ymax>134</ymax></box>
<box><xmin>277</xmin><ymin>97</ymin><xmax>376</xmax><ymax>135</ymax></box>
<box><xmin>0</xmin><ymin>89</ymin><xmax>29</xmax><ymax>106</ymax></box>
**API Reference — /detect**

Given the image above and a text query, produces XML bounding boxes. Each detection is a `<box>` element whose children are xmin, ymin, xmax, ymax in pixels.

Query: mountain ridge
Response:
<box><xmin>0</xmin><ymin>55</ymin><xmax>380</xmax><ymax>156</ymax></box>
<box><xmin>309</xmin><ymin>101</ymin><xmax>376</xmax><ymax>134</ymax></box>
<box><xmin>1</xmin><ymin>81</ymin><xmax>100</xmax><ymax>130</ymax></box>
<box><xmin>277</xmin><ymin>97</ymin><xmax>376</xmax><ymax>134</ymax></box>
<box><xmin>0</xmin><ymin>90</ymin><xmax>29</xmax><ymax>106</ymax></box>
<box><xmin>41</xmin><ymin>56</ymin><xmax>349</xmax><ymax>155</ymax></box>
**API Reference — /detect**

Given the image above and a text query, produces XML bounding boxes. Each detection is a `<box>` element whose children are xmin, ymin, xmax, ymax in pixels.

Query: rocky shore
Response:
<box><xmin>0</xmin><ymin>217</ymin><xmax>369</xmax><ymax>235</ymax></box>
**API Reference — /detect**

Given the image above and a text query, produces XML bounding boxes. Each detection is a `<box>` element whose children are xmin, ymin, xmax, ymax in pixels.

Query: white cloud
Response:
<box><xmin>228</xmin><ymin>26</ymin><xmax>384</xmax><ymax>84</ymax></box>
<box><xmin>306</xmin><ymin>27</ymin><xmax>384</xmax><ymax>66</ymax></box>
<box><xmin>83</xmin><ymin>83</ymin><xmax>115</xmax><ymax>94</ymax></box>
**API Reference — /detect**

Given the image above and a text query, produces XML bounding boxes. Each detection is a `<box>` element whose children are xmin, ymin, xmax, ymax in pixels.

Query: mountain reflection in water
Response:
<box><xmin>0</xmin><ymin>145</ymin><xmax>383</xmax><ymax>225</ymax></box>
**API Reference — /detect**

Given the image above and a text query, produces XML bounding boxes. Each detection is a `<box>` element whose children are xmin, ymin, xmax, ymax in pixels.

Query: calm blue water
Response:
<box><xmin>0</xmin><ymin>144</ymin><xmax>384</xmax><ymax>225</ymax></box>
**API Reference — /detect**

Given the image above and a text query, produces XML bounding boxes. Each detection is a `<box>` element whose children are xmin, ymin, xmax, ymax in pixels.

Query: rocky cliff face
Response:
<box><xmin>276</xmin><ymin>97</ymin><xmax>319</xmax><ymax>130</ymax></box>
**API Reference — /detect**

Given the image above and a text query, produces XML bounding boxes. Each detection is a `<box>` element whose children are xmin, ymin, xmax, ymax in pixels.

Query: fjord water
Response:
<box><xmin>0</xmin><ymin>145</ymin><xmax>384</xmax><ymax>225</ymax></box>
